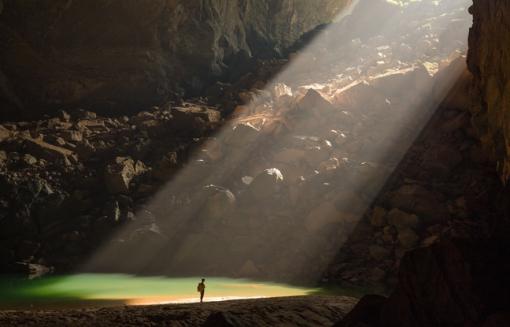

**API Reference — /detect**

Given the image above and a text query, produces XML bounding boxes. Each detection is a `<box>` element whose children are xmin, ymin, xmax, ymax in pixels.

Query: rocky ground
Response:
<box><xmin>0</xmin><ymin>0</ymin><xmax>496</xmax><ymax>294</ymax></box>
<box><xmin>0</xmin><ymin>296</ymin><xmax>357</xmax><ymax>327</ymax></box>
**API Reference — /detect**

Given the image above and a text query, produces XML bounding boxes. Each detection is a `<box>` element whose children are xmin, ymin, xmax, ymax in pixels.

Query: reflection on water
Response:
<box><xmin>0</xmin><ymin>274</ymin><xmax>313</xmax><ymax>310</ymax></box>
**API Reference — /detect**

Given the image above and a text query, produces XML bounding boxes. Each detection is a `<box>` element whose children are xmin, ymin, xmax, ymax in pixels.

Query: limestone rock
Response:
<box><xmin>369</xmin><ymin>245</ymin><xmax>391</xmax><ymax>261</ymax></box>
<box><xmin>104</xmin><ymin>157</ymin><xmax>147</xmax><ymax>194</ymax></box>
<box><xmin>370</xmin><ymin>206</ymin><xmax>387</xmax><ymax>227</ymax></box>
<box><xmin>248</xmin><ymin>168</ymin><xmax>284</xmax><ymax>200</ymax></box>
<box><xmin>23</xmin><ymin>136</ymin><xmax>77</xmax><ymax>165</ymax></box>
<box><xmin>297</xmin><ymin>89</ymin><xmax>335</xmax><ymax>117</ymax></box>
<box><xmin>387</xmin><ymin>208</ymin><xmax>419</xmax><ymax>230</ymax></box>
<box><xmin>273</xmin><ymin>148</ymin><xmax>306</xmax><ymax>165</ymax></box>
<box><xmin>398</xmin><ymin>228</ymin><xmax>419</xmax><ymax>249</ymax></box>
<box><xmin>202</xmin><ymin>185</ymin><xmax>236</xmax><ymax>220</ymax></box>
<box><xmin>388</xmin><ymin>184</ymin><xmax>449</xmax><ymax>224</ymax></box>
<box><xmin>469</xmin><ymin>0</ymin><xmax>510</xmax><ymax>183</ymax></box>
<box><xmin>0</xmin><ymin>125</ymin><xmax>11</xmax><ymax>142</ymax></box>
<box><xmin>224</xmin><ymin>123</ymin><xmax>260</xmax><ymax>147</ymax></box>
<box><xmin>305</xmin><ymin>202</ymin><xmax>341</xmax><ymax>232</ymax></box>
<box><xmin>0</xmin><ymin>0</ymin><xmax>351</xmax><ymax>120</ymax></box>
<box><xmin>153</xmin><ymin>152</ymin><xmax>178</xmax><ymax>181</ymax></box>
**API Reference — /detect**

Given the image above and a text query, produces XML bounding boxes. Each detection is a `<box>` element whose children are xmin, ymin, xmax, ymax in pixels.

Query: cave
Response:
<box><xmin>0</xmin><ymin>0</ymin><xmax>509</xmax><ymax>326</ymax></box>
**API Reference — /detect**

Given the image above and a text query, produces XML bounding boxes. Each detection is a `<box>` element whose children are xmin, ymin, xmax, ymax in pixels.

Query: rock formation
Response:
<box><xmin>469</xmin><ymin>0</ymin><xmax>510</xmax><ymax>184</ymax></box>
<box><xmin>335</xmin><ymin>0</ymin><xmax>510</xmax><ymax>325</ymax></box>
<box><xmin>0</xmin><ymin>0</ymin><xmax>351</xmax><ymax>120</ymax></box>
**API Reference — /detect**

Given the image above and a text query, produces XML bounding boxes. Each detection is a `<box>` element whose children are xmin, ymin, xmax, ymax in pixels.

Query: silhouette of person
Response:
<box><xmin>197</xmin><ymin>278</ymin><xmax>206</xmax><ymax>303</ymax></box>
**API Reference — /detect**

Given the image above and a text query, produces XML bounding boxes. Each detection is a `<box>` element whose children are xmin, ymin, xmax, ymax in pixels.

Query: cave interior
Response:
<box><xmin>0</xmin><ymin>0</ymin><xmax>510</xmax><ymax>326</ymax></box>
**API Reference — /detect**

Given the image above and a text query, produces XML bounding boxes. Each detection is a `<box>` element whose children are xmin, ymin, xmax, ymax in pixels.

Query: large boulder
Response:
<box><xmin>201</xmin><ymin>185</ymin><xmax>236</xmax><ymax>220</ymax></box>
<box><xmin>104</xmin><ymin>157</ymin><xmax>147</xmax><ymax>194</ymax></box>
<box><xmin>248</xmin><ymin>168</ymin><xmax>284</xmax><ymax>200</ymax></box>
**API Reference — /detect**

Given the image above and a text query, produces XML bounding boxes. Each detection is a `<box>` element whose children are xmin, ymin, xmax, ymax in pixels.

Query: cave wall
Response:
<box><xmin>468</xmin><ymin>0</ymin><xmax>510</xmax><ymax>184</ymax></box>
<box><xmin>0</xmin><ymin>0</ymin><xmax>351</xmax><ymax>120</ymax></box>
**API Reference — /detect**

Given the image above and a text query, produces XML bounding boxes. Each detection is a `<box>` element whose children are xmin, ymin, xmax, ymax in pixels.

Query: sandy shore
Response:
<box><xmin>0</xmin><ymin>295</ymin><xmax>358</xmax><ymax>326</ymax></box>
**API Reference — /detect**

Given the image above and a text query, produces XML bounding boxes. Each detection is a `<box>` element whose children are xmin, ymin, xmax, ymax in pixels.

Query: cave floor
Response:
<box><xmin>0</xmin><ymin>295</ymin><xmax>357</xmax><ymax>327</ymax></box>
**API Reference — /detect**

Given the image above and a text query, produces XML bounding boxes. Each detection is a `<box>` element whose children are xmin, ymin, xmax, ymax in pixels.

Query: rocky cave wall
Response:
<box><xmin>0</xmin><ymin>0</ymin><xmax>351</xmax><ymax>120</ymax></box>
<box><xmin>468</xmin><ymin>0</ymin><xmax>510</xmax><ymax>184</ymax></box>
<box><xmin>336</xmin><ymin>1</ymin><xmax>510</xmax><ymax>326</ymax></box>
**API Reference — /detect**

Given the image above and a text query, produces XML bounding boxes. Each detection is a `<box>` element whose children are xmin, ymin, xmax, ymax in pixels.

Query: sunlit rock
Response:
<box><xmin>305</xmin><ymin>202</ymin><xmax>341</xmax><ymax>232</ymax></box>
<box><xmin>22</xmin><ymin>136</ymin><xmax>77</xmax><ymax>166</ymax></box>
<box><xmin>297</xmin><ymin>89</ymin><xmax>335</xmax><ymax>117</ymax></box>
<box><xmin>224</xmin><ymin>123</ymin><xmax>260</xmax><ymax>147</ymax></box>
<box><xmin>248</xmin><ymin>168</ymin><xmax>284</xmax><ymax>200</ymax></box>
<box><xmin>273</xmin><ymin>148</ymin><xmax>306</xmax><ymax>165</ymax></box>
<box><xmin>202</xmin><ymin>185</ymin><xmax>236</xmax><ymax>220</ymax></box>
<box><xmin>104</xmin><ymin>157</ymin><xmax>147</xmax><ymax>194</ymax></box>
<box><xmin>0</xmin><ymin>125</ymin><xmax>11</xmax><ymax>142</ymax></box>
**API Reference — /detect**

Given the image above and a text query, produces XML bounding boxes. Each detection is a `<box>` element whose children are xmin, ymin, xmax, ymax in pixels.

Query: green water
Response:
<box><xmin>0</xmin><ymin>274</ymin><xmax>314</xmax><ymax>310</ymax></box>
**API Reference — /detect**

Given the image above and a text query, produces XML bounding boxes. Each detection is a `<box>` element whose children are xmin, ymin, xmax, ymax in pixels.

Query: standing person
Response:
<box><xmin>197</xmin><ymin>278</ymin><xmax>206</xmax><ymax>303</ymax></box>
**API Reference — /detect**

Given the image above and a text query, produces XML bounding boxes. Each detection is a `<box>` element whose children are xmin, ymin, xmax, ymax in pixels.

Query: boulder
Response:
<box><xmin>248</xmin><ymin>168</ymin><xmax>284</xmax><ymax>200</ymax></box>
<box><xmin>332</xmin><ymin>80</ymin><xmax>386</xmax><ymax>113</ymax></box>
<box><xmin>23</xmin><ymin>136</ymin><xmax>77</xmax><ymax>165</ymax></box>
<box><xmin>397</xmin><ymin>228</ymin><xmax>419</xmax><ymax>249</ymax></box>
<box><xmin>60</xmin><ymin>130</ymin><xmax>83</xmax><ymax>143</ymax></box>
<box><xmin>369</xmin><ymin>267</ymin><xmax>387</xmax><ymax>282</ymax></box>
<box><xmin>333</xmin><ymin>294</ymin><xmax>386</xmax><ymax>327</ymax></box>
<box><xmin>381</xmin><ymin>239</ymin><xmax>510</xmax><ymax>326</ymax></box>
<box><xmin>421</xmin><ymin>144</ymin><xmax>463</xmax><ymax>176</ymax></box>
<box><xmin>297</xmin><ymin>89</ymin><xmax>335</xmax><ymax>117</ymax></box>
<box><xmin>199</xmin><ymin>138</ymin><xmax>223</xmax><ymax>162</ymax></box>
<box><xmin>273</xmin><ymin>148</ymin><xmax>306</xmax><ymax>165</ymax></box>
<box><xmin>202</xmin><ymin>185</ymin><xmax>236</xmax><ymax>220</ymax></box>
<box><xmin>304</xmin><ymin>145</ymin><xmax>332</xmax><ymax>168</ymax></box>
<box><xmin>369</xmin><ymin>66</ymin><xmax>433</xmax><ymax>100</ymax></box>
<box><xmin>0</xmin><ymin>150</ymin><xmax>6</xmax><ymax>165</ymax></box>
<box><xmin>272</xmin><ymin>82</ymin><xmax>293</xmax><ymax>100</ymax></box>
<box><xmin>173</xmin><ymin>106</ymin><xmax>222</xmax><ymax>124</ymax></box>
<box><xmin>388</xmin><ymin>184</ymin><xmax>449</xmax><ymax>224</ymax></box>
<box><xmin>153</xmin><ymin>152</ymin><xmax>178</xmax><ymax>181</ymax></box>
<box><xmin>22</xmin><ymin>153</ymin><xmax>37</xmax><ymax>166</ymax></box>
<box><xmin>76</xmin><ymin>119</ymin><xmax>109</xmax><ymax>133</ymax></box>
<box><xmin>386</xmin><ymin>208</ymin><xmax>419</xmax><ymax>230</ymax></box>
<box><xmin>104</xmin><ymin>157</ymin><xmax>147</xmax><ymax>194</ymax></box>
<box><xmin>318</xmin><ymin>157</ymin><xmax>341</xmax><ymax>173</ymax></box>
<box><xmin>223</xmin><ymin>123</ymin><xmax>260</xmax><ymax>147</ymax></box>
<box><xmin>305</xmin><ymin>202</ymin><xmax>341</xmax><ymax>232</ymax></box>
<box><xmin>0</xmin><ymin>125</ymin><xmax>11</xmax><ymax>142</ymax></box>
<box><xmin>369</xmin><ymin>245</ymin><xmax>391</xmax><ymax>261</ymax></box>
<box><xmin>370</xmin><ymin>206</ymin><xmax>387</xmax><ymax>227</ymax></box>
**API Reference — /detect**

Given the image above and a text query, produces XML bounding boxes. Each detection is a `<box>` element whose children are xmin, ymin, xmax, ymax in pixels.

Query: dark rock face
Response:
<box><xmin>468</xmin><ymin>0</ymin><xmax>510</xmax><ymax>183</ymax></box>
<box><xmin>334</xmin><ymin>1</ymin><xmax>510</xmax><ymax>325</ymax></box>
<box><xmin>336</xmin><ymin>239</ymin><xmax>510</xmax><ymax>327</ymax></box>
<box><xmin>0</xmin><ymin>0</ymin><xmax>350</xmax><ymax>120</ymax></box>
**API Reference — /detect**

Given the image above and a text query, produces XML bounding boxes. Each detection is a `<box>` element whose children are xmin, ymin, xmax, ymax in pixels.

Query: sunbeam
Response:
<box><xmin>80</xmin><ymin>0</ymin><xmax>473</xmax><ymax>289</ymax></box>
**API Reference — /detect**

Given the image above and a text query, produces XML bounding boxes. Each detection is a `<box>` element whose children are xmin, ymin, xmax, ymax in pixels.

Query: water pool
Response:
<box><xmin>0</xmin><ymin>274</ymin><xmax>314</xmax><ymax>310</ymax></box>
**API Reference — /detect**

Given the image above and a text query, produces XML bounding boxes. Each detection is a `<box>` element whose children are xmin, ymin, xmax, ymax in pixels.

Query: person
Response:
<box><xmin>197</xmin><ymin>278</ymin><xmax>206</xmax><ymax>303</ymax></box>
